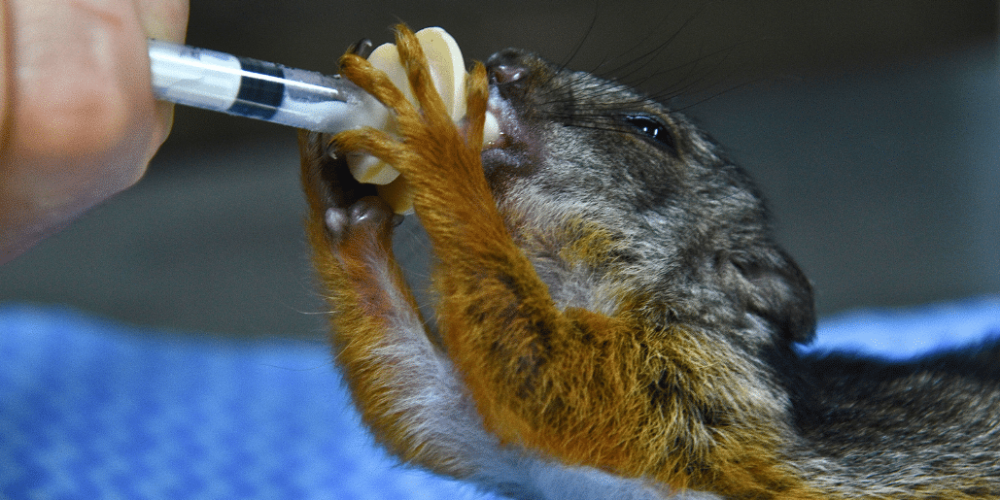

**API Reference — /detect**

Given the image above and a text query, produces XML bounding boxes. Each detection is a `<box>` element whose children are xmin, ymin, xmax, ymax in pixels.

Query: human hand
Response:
<box><xmin>0</xmin><ymin>0</ymin><xmax>189</xmax><ymax>263</ymax></box>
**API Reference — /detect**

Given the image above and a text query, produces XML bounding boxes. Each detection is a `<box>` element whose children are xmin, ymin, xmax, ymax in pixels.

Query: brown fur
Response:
<box><xmin>300</xmin><ymin>25</ymin><xmax>999</xmax><ymax>499</ymax></box>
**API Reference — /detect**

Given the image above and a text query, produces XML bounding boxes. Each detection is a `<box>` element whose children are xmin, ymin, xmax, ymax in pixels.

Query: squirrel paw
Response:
<box><xmin>299</xmin><ymin>128</ymin><xmax>400</xmax><ymax>252</ymax></box>
<box><xmin>334</xmin><ymin>25</ymin><xmax>489</xmax><ymax>193</ymax></box>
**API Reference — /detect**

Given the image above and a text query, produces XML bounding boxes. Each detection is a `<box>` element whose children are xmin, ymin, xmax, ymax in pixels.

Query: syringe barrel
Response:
<box><xmin>148</xmin><ymin>39</ymin><xmax>389</xmax><ymax>134</ymax></box>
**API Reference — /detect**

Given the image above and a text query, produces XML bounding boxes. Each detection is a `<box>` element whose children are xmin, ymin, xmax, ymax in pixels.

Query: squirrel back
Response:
<box><xmin>300</xmin><ymin>26</ymin><xmax>1000</xmax><ymax>499</ymax></box>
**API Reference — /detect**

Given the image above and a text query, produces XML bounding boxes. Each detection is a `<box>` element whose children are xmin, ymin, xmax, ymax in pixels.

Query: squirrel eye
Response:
<box><xmin>624</xmin><ymin>114</ymin><xmax>676</xmax><ymax>153</ymax></box>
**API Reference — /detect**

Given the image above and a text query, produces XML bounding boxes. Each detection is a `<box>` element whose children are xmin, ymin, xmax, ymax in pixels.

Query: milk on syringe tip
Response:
<box><xmin>147</xmin><ymin>39</ymin><xmax>390</xmax><ymax>134</ymax></box>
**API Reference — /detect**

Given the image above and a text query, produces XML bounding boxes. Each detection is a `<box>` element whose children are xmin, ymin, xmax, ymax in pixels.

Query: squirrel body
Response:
<box><xmin>299</xmin><ymin>26</ymin><xmax>1000</xmax><ymax>499</ymax></box>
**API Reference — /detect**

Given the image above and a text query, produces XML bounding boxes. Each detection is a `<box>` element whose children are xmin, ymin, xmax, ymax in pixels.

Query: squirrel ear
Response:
<box><xmin>730</xmin><ymin>249</ymin><xmax>816</xmax><ymax>344</ymax></box>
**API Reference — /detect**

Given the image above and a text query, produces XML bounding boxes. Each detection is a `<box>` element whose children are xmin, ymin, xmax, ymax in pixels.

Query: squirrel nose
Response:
<box><xmin>486</xmin><ymin>49</ymin><xmax>531</xmax><ymax>86</ymax></box>
<box><xmin>490</xmin><ymin>64</ymin><xmax>527</xmax><ymax>85</ymax></box>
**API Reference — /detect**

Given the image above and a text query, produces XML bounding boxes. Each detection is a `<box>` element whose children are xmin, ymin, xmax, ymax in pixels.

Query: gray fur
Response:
<box><xmin>480</xmin><ymin>48</ymin><xmax>1000</xmax><ymax>496</ymax></box>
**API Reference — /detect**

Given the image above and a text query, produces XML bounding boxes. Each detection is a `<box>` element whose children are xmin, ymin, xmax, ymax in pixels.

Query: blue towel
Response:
<box><xmin>2</xmin><ymin>296</ymin><xmax>998</xmax><ymax>499</ymax></box>
<box><xmin>803</xmin><ymin>295</ymin><xmax>1000</xmax><ymax>359</ymax></box>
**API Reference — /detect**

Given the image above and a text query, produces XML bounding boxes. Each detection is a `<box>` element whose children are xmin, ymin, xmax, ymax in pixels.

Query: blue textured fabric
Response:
<box><xmin>0</xmin><ymin>304</ymin><xmax>494</xmax><ymax>500</ymax></box>
<box><xmin>802</xmin><ymin>295</ymin><xmax>1000</xmax><ymax>359</ymax></box>
<box><xmin>1</xmin><ymin>296</ymin><xmax>998</xmax><ymax>500</ymax></box>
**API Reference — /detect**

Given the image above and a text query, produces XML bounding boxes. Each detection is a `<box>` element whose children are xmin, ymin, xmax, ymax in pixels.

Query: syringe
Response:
<box><xmin>149</xmin><ymin>28</ymin><xmax>498</xmax><ymax>215</ymax></box>
<box><xmin>148</xmin><ymin>39</ymin><xmax>390</xmax><ymax>135</ymax></box>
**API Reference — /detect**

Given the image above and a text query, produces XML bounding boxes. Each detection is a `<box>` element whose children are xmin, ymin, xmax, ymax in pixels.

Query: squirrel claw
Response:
<box><xmin>324</xmin><ymin>196</ymin><xmax>397</xmax><ymax>245</ymax></box>
<box><xmin>348</xmin><ymin>196</ymin><xmax>396</xmax><ymax>229</ymax></box>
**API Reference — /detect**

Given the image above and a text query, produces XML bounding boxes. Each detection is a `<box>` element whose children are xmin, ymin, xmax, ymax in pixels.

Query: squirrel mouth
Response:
<box><xmin>481</xmin><ymin>90</ymin><xmax>513</xmax><ymax>151</ymax></box>
<box><xmin>482</xmin><ymin>89</ymin><xmax>511</xmax><ymax>151</ymax></box>
<box><xmin>483</xmin><ymin>85</ymin><xmax>526</xmax><ymax>151</ymax></box>
<box><xmin>483</xmin><ymin>85</ymin><xmax>522</xmax><ymax>150</ymax></box>
<box><xmin>480</xmin><ymin>86</ymin><xmax>533</xmax><ymax>178</ymax></box>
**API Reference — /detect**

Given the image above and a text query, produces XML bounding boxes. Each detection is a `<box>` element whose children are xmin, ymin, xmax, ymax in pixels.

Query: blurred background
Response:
<box><xmin>1</xmin><ymin>0</ymin><xmax>997</xmax><ymax>340</ymax></box>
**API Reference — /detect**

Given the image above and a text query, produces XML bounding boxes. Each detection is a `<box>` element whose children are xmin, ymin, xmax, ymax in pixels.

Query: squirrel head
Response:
<box><xmin>481</xmin><ymin>48</ymin><xmax>816</xmax><ymax>347</ymax></box>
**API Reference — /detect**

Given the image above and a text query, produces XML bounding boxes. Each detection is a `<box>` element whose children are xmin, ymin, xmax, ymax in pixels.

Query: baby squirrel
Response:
<box><xmin>299</xmin><ymin>26</ymin><xmax>1000</xmax><ymax>499</ymax></box>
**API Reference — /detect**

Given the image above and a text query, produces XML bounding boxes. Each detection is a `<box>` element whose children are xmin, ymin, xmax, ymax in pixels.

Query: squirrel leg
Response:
<box><xmin>299</xmin><ymin>131</ymin><xmax>500</xmax><ymax>478</ymax></box>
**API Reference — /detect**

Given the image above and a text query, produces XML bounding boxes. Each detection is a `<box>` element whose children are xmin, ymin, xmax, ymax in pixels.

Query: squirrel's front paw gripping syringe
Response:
<box><xmin>149</xmin><ymin>27</ymin><xmax>498</xmax><ymax>213</ymax></box>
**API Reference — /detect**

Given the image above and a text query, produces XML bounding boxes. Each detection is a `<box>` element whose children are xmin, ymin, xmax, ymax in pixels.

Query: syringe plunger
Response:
<box><xmin>148</xmin><ymin>39</ymin><xmax>389</xmax><ymax>134</ymax></box>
